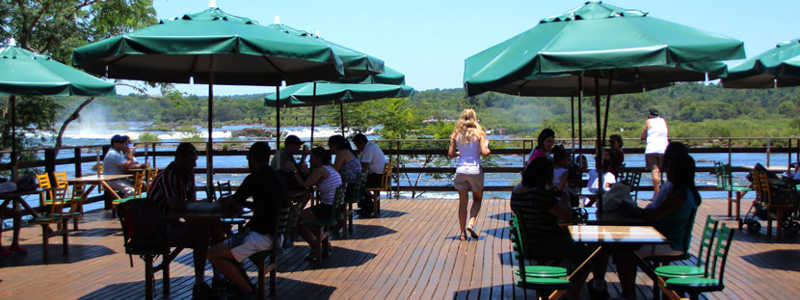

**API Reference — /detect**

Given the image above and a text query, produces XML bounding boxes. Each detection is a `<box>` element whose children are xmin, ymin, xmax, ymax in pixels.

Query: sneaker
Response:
<box><xmin>0</xmin><ymin>247</ymin><xmax>12</xmax><ymax>257</ymax></box>
<box><xmin>9</xmin><ymin>245</ymin><xmax>27</xmax><ymax>255</ymax></box>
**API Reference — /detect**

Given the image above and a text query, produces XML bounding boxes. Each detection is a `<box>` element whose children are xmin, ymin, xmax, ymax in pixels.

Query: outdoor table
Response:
<box><xmin>547</xmin><ymin>225</ymin><xmax>682</xmax><ymax>300</ymax></box>
<box><xmin>67</xmin><ymin>174</ymin><xmax>132</xmax><ymax>201</ymax></box>
<box><xmin>0</xmin><ymin>189</ymin><xmax>44</xmax><ymax>248</ymax></box>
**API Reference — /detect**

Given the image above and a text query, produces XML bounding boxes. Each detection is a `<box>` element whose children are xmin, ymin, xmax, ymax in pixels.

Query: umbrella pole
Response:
<box><xmin>339</xmin><ymin>101</ymin><xmax>345</xmax><ymax>135</ymax></box>
<box><xmin>570</xmin><ymin>96</ymin><xmax>575</xmax><ymax>153</ymax></box>
<box><xmin>602</xmin><ymin>71</ymin><xmax>613</xmax><ymax>148</ymax></box>
<box><xmin>207</xmin><ymin>57</ymin><xmax>215</xmax><ymax>190</ymax></box>
<box><xmin>9</xmin><ymin>95</ymin><xmax>17</xmax><ymax>181</ymax></box>
<box><xmin>594</xmin><ymin>76</ymin><xmax>603</xmax><ymax>213</ymax></box>
<box><xmin>578</xmin><ymin>74</ymin><xmax>583</xmax><ymax>152</ymax></box>
<box><xmin>276</xmin><ymin>86</ymin><xmax>281</xmax><ymax>150</ymax></box>
<box><xmin>311</xmin><ymin>82</ymin><xmax>317</xmax><ymax>146</ymax></box>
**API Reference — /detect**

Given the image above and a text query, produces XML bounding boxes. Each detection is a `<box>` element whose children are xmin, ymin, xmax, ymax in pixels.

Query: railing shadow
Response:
<box><xmin>77</xmin><ymin>275</ymin><xmax>337</xmax><ymax>300</ymax></box>
<box><xmin>371</xmin><ymin>209</ymin><xmax>407</xmax><ymax>218</ymax></box>
<box><xmin>70</xmin><ymin>227</ymin><xmax>121</xmax><ymax>237</ymax></box>
<box><xmin>0</xmin><ymin>244</ymin><xmax>115</xmax><ymax>267</ymax></box>
<box><xmin>741</xmin><ymin>249</ymin><xmax>800</xmax><ymax>271</ymax></box>
<box><xmin>340</xmin><ymin>224</ymin><xmax>397</xmax><ymax>240</ymax></box>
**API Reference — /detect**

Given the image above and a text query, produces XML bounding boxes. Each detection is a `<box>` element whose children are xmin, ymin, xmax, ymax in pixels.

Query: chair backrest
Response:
<box><xmin>53</xmin><ymin>172</ymin><xmax>69</xmax><ymax>189</ymax></box>
<box><xmin>708</xmin><ymin>224</ymin><xmax>735</xmax><ymax>283</ymax></box>
<box><xmin>334</xmin><ymin>184</ymin><xmax>347</xmax><ymax>208</ymax></box>
<box><xmin>508</xmin><ymin>214</ymin><xmax>528</xmax><ymax>281</ymax></box>
<box><xmin>132</xmin><ymin>171</ymin><xmax>146</xmax><ymax>197</ymax></box>
<box><xmin>697</xmin><ymin>216</ymin><xmax>720</xmax><ymax>275</ymax></box>
<box><xmin>380</xmin><ymin>162</ymin><xmax>393</xmax><ymax>190</ymax></box>
<box><xmin>36</xmin><ymin>173</ymin><xmax>52</xmax><ymax>199</ymax></box>
<box><xmin>217</xmin><ymin>180</ymin><xmax>233</xmax><ymax>198</ymax></box>
<box><xmin>348</xmin><ymin>172</ymin><xmax>367</xmax><ymax>203</ymax></box>
<box><xmin>275</xmin><ymin>207</ymin><xmax>292</xmax><ymax>236</ymax></box>
<box><xmin>143</xmin><ymin>168</ymin><xmax>159</xmax><ymax>191</ymax></box>
<box><xmin>750</xmin><ymin>169</ymin><xmax>771</xmax><ymax>204</ymax></box>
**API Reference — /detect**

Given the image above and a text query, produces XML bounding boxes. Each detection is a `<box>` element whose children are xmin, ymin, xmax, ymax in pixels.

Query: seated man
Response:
<box><xmin>270</xmin><ymin>135</ymin><xmax>309</xmax><ymax>191</ymax></box>
<box><xmin>104</xmin><ymin>134</ymin><xmax>148</xmax><ymax>197</ymax></box>
<box><xmin>146</xmin><ymin>142</ymin><xmax>223</xmax><ymax>294</ymax></box>
<box><xmin>208</xmin><ymin>142</ymin><xmax>289</xmax><ymax>298</ymax></box>
<box><xmin>353</xmin><ymin>133</ymin><xmax>385</xmax><ymax>217</ymax></box>
<box><xmin>510</xmin><ymin>157</ymin><xmax>607</xmax><ymax>300</ymax></box>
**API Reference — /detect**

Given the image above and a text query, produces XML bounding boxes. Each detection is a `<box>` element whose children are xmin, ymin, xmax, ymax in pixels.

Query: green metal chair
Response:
<box><xmin>248</xmin><ymin>207</ymin><xmax>291</xmax><ymax>298</ymax></box>
<box><xmin>714</xmin><ymin>162</ymin><xmax>750</xmax><ymax>226</ymax></box>
<box><xmin>665</xmin><ymin>224</ymin><xmax>736</xmax><ymax>300</ymax></box>
<box><xmin>655</xmin><ymin>216</ymin><xmax>719</xmax><ymax>279</ymax></box>
<box><xmin>509</xmin><ymin>214</ymin><xmax>570</xmax><ymax>299</ymax></box>
<box><xmin>345</xmin><ymin>172</ymin><xmax>367</xmax><ymax>237</ymax></box>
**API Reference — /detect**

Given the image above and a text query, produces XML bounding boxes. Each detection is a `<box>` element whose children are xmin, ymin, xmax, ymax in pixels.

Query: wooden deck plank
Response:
<box><xmin>2</xmin><ymin>198</ymin><xmax>799</xmax><ymax>300</ymax></box>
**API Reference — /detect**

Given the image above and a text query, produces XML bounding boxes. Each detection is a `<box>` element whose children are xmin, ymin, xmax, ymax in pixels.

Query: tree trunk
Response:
<box><xmin>54</xmin><ymin>97</ymin><xmax>95</xmax><ymax>151</ymax></box>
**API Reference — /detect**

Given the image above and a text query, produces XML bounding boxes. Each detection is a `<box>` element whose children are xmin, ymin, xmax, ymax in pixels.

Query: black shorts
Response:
<box><xmin>366</xmin><ymin>173</ymin><xmax>383</xmax><ymax>188</ymax></box>
<box><xmin>311</xmin><ymin>203</ymin><xmax>334</xmax><ymax>220</ymax></box>
<box><xmin>645</xmin><ymin>153</ymin><xmax>664</xmax><ymax>171</ymax></box>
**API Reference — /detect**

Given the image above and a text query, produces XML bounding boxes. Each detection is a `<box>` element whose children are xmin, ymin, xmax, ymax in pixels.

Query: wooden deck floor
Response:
<box><xmin>1</xmin><ymin>198</ymin><xmax>799</xmax><ymax>299</ymax></box>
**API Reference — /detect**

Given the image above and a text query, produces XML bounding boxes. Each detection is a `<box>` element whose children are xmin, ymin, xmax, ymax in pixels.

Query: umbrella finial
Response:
<box><xmin>315</xmin><ymin>29</ymin><xmax>321</xmax><ymax>37</ymax></box>
<box><xmin>208</xmin><ymin>0</ymin><xmax>217</xmax><ymax>8</ymax></box>
<box><xmin>274</xmin><ymin>16</ymin><xmax>280</xmax><ymax>24</ymax></box>
<box><xmin>8</xmin><ymin>38</ymin><xmax>16</xmax><ymax>47</ymax></box>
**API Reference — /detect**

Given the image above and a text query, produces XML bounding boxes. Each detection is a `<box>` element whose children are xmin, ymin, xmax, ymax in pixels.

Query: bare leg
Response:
<box><xmin>468</xmin><ymin>189</ymin><xmax>484</xmax><ymax>228</ymax></box>
<box><xmin>457</xmin><ymin>190</ymin><xmax>469</xmax><ymax>237</ymax></box>
<box><xmin>652</xmin><ymin>167</ymin><xmax>661</xmax><ymax>197</ymax></box>
<box><xmin>207</xmin><ymin>245</ymin><xmax>252</xmax><ymax>294</ymax></box>
<box><xmin>296</xmin><ymin>209</ymin><xmax>320</xmax><ymax>255</ymax></box>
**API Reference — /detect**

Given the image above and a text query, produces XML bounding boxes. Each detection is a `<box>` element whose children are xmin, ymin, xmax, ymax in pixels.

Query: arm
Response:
<box><xmin>548</xmin><ymin>203</ymin><xmax>572</xmax><ymax>220</ymax></box>
<box><xmin>480</xmin><ymin>133</ymin><xmax>491</xmax><ymax>157</ymax></box>
<box><xmin>557</xmin><ymin>172</ymin><xmax>569</xmax><ymax>191</ymax></box>
<box><xmin>643</xmin><ymin>190</ymin><xmax>685</xmax><ymax>222</ymax></box>
<box><xmin>304</xmin><ymin>167</ymin><xmax>328</xmax><ymax>189</ymax></box>
<box><xmin>333</xmin><ymin>150</ymin><xmax>345</xmax><ymax>171</ymax></box>
<box><xmin>448</xmin><ymin>137</ymin><xmax>458</xmax><ymax>158</ymax></box>
<box><xmin>640</xmin><ymin>119</ymin><xmax>649</xmax><ymax>140</ymax></box>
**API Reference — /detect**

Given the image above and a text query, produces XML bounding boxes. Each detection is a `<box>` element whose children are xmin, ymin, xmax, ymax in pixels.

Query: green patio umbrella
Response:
<box><xmin>723</xmin><ymin>39</ymin><xmax>800</xmax><ymax>89</ymax></box>
<box><xmin>463</xmin><ymin>0</ymin><xmax>744</xmax><ymax>212</ymax></box>
<box><xmin>1</xmin><ymin>42</ymin><xmax>115</xmax><ymax>179</ymax></box>
<box><xmin>264</xmin><ymin>68</ymin><xmax>413</xmax><ymax>143</ymax></box>
<box><xmin>72</xmin><ymin>6</ymin><xmax>345</xmax><ymax>186</ymax></box>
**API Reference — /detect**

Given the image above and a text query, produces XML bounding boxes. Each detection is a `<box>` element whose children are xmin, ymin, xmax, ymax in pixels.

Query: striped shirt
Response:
<box><xmin>146</xmin><ymin>162</ymin><xmax>196</xmax><ymax>216</ymax></box>
<box><xmin>318</xmin><ymin>165</ymin><xmax>342</xmax><ymax>205</ymax></box>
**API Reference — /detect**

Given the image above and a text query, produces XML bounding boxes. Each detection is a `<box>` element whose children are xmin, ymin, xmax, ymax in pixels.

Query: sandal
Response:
<box><xmin>466</xmin><ymin>226</ymin><xmax>479</xmax><ymax>239</ymax></box>
<box><xmin>459</xmin><ymin>233</ymin><xmax>468</xmax><ymax>241</ymax></box>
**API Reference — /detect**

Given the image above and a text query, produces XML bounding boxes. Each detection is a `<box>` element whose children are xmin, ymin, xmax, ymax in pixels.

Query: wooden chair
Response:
<box><xmin>665</xmin><ymin>224</ymin><xmax>736</xmax><ymax>300</ymax></box>
<box><xmin>32</xmin><ymin>173</ymin><xmax>71</xmax><ymax>263</ymax></box>
<box><xmin>52</xmin><ymin>171</ymin><xmax>85</xmax><ymax>230</ymax></box>
<box><xmin>713</xmin><ymin>162</ymin><xmax>750</xmax><ymax>226</ymax></box>
<box><xmin>746</xmin><ymin>169</ymin><xmax>794</xmax><ymax>238</ymax></box>
<box><xmin>116</xmin><ymin>199</ymin><xmax>172</xmax><ymax>300</ymax></box>
<box><xmin>303</xmin><ymin>185</ymin><xmax>347</xmax><ymax>263</ymax></box>
<box><xmin>139</xmin><ymin>168</ymin><xmax>159</xmax><ymax>199</ymax></box>
<box><xmin>248</xmin><ymin>207</ymin><xmax>291</xmax><ymax>298</ymax></box>
<box><xmin>509</xmin><ymin>214</ymin><xmax>570</xmax><ymax>299</ymax></box>
<box><xmin>112</xmin><ymin>170</ymin><xmax>146</xmax><ymax>206</ymax></box>
<box><xmin>365</xmin><ymin>162</ymin><xmax>393</xmax><ymax>217</ymax></box>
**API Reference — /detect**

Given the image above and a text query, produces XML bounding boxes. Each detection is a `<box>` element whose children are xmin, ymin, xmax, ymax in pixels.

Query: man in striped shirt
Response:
<box><xmin>146</xmin><ymin>142</ymin><xmax>223</xmax><ymax>294</ymax></box>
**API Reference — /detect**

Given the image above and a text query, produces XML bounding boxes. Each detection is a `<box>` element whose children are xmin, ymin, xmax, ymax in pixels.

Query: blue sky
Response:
<box><xmin>139</xmin><ymin>0</ymin><xmax>800</xmax><ymax>96</ymax></box>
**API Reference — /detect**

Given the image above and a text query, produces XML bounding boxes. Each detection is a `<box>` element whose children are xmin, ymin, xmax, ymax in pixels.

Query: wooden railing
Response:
<box><xmin>2</xmin><ymin>137</ymin><xmax>798</xmax><ymax>204</ymax></box>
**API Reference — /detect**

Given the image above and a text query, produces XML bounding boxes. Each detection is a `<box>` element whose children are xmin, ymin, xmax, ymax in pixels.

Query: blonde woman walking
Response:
<box><xmin>448</xmin><ymin>109</ymin><xmax>491</xmax><ymax>240</ymax></box>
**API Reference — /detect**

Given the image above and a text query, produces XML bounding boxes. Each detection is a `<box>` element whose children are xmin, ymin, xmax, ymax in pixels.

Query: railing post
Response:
<box><xmin>789</xmin><ymin>138</ymin><xmax>792</xmax><ymax>167</ymax></box>
<box><xmin>766</xmin><ymin>138</ymin><xmax>771</xmax><ymax>168</ymax></box>
<box><xmin>152</xmin><ymin>143</ymin><xmax>157</xmax><ymax>167</ymax></box>
<box><xmin>74</xmin><ymin>147</ymin><xmax>82</xmax><ymax>178</ymax></box>
<box><xmin>728</xmin><ymin>138</ymin><xmax>732</xmax><ymax>167</ymax></box>
<box><xmin>44</xmin><ymin>148</ymin><xmax>56</xmax><ymax>187</ymax></box>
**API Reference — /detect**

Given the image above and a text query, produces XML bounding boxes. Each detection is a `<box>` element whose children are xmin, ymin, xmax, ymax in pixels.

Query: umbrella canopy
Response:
<box><xmin>73</xmin><ymin>7</ymin><xmax>345</xmax><ymax>85</ymax></box>
<box><xmin>723</xmin><ymin>39</ymin><xmax>800</xmax><ymax>89</ymax></box>
<box><xmin>1</xmin><ymin>45</ymin><xmax>115</xmax><ymax>96</ymax></box>
<box><xmin>264</xmin><ymin>81</ymin><xmax>414</xmax><ymax>107</ymax></box>
<box><xmin>269</xmin><ymin>23</ymin><xmax>384</xmax><ymax>76</ymax></box>
<box><xmin>72</xmin><ymin>6</ymin><xmax>347</xmax><ymax>188</ymax></box>
<box><xmin>339</xmin><ymin>66</ymin><xmax>406</xmax><ymax>85</ymax></box>
<box><xmin>1</xmin><ymin>43</ymin><xmax>115</xmax><ymax>179</ymax></box>
<box><xmin>463</xmin><ymin>0</ymin><xmax>744</xmax><ymax>97</ymax></box>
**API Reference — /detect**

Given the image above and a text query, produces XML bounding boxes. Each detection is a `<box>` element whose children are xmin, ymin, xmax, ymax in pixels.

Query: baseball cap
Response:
<box><xmin>110</xmin><ymin>134</ymin><xmax>126</xmax><ymax>144</ymax></box>
<box><xmin>649</xmin><ymin>108</ymin><xmax>659</xmax><ymax>116</ymax></box>
<box><xmin>284</xmin><ymin>135</ymin><xmax>302</xmax><ymax>145</ymax></box>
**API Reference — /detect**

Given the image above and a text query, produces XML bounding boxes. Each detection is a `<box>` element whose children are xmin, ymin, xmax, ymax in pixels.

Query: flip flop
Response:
<box><xmin>466</xmin><ymin>226</ymin><xmax>479</xmax><ymax>239</ymax></box>
<box><xmin>459</xmin><ymin>233</ymin><xmax>467</xmax><ymax>241</ymax></box>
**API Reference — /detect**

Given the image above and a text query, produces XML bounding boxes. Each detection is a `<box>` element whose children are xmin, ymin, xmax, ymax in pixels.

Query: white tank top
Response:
<box><xmin>456</xmin><ymin>140</ymin><xmax>482</xmax><ymax>174</ymax></box>
<box><xmin>645</xmin><ymin>117</ymin><xmax>668</xmax><ymax>154</ymax></box>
